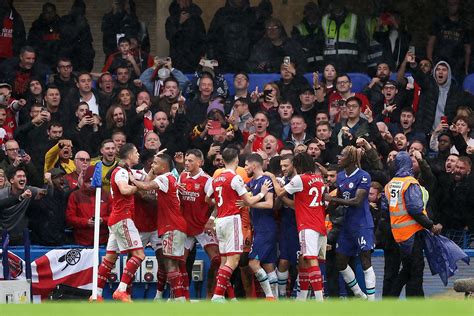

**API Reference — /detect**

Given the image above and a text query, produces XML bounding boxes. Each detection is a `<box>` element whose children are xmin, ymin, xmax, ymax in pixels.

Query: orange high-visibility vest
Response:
<box><xmin>384</xmin><ymin>176</ymin><xmax>426</xmax><ymax>243</ymax></box>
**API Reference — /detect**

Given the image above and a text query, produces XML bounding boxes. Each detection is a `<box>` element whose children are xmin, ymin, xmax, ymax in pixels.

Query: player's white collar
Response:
<box><xmin>345</xmin><ymin>168</ymin><xmax>360</xmax><ymax>178</ymax></box>
<box><xmin>188</xmin><ymin>168</ymin><xmax>204</xmax><ymax>179</ymax></box>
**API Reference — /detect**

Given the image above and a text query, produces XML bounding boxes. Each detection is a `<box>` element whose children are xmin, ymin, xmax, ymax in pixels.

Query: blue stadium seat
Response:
<box><xmin>463</xmin><ymin>74</ymin><xmax>474</xmax><ymax>95</ymax></box>
<box><xmin>185</xmin><ymin>72</ymin><xmax>373</xmax><ymax>95</ymax></box>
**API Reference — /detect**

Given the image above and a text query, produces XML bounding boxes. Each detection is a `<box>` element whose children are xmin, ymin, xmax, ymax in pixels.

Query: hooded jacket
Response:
<box><xmin>413</xmin><ymin>61</ymin><xmax>474</xmax><ymax>135</ymax></box>
<box><xmin>382</xmin><ymin>152</ymin><xmax>434</xmax><ymax>252</ymax></box>
<box><xmin>165</xmin><ymin>1</ymin><xmax>206</xmax><ymax>73</ymax></box>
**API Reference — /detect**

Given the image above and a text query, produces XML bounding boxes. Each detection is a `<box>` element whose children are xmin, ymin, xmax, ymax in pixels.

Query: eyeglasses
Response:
<box><xmin>336</xmin><ymin>81</ymin><xmax>350</xmax><ymax>85</ymax></box>
<box><xmin>6</xmin><ymin>148</ymin><xmax>19</xmax><ymax>152</ymax></box>
<box><xmin>346</xmin><ymin>103</ymin><xmax>359</xmax><ymax>109</ymax></box>
<box><xmin>75</xmin><ymin>157</ymin><xmax>91</xmax><ymax>162</ymax></box>
<box><xmin>266</xmin><ymin>26</ymin><xmax>279</xmax><ymax>30</ymax></box>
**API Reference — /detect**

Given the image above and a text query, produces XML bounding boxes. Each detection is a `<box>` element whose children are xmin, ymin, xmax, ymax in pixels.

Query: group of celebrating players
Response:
<box><xmin>93</xmin><ymin>142</ymin><xmax>376</xmax><ymax>303</ymax></box>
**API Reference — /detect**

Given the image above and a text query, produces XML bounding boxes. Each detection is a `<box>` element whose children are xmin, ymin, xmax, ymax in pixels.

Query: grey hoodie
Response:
<box><xmin>432</xmin><ymin>61</ymin><xmax>452</xmax><ymax>131</ymax></box>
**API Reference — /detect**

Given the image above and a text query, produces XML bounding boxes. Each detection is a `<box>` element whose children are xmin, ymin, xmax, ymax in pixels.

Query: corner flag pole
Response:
<box><xmin>91</xmin><ymin>162</ymin><xmax>103</xmax><ymax>300</ymax></box>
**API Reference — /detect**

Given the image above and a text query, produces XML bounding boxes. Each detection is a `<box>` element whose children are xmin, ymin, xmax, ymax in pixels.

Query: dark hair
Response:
<box><xmin>43</xmin><ymin>2</ymin><xmax>56</xmax><ymax>12</ymax></box>
<box><xmin>400</xmin><ymin>107</ymin><xmax>415</xmax><ymax>116</ymax></box>
<box><xmin>326</xmin><ymin>164</ymin><xmax>338</xmax><ymax>172</ymax></box>
<box><xmin>6</xmin><ymin>166</ymin><xmax>26</xmax><ymax>181</ymax></box>
<box><xmin>45</xmin><ymin>85</ymin><xmax>60</xmax><ymax>94</ymax></box>
<box><xmin>57</xmin><ymin>56</ymin><xmax>72</xmax><ymax>66</ymax></box>
<box><xmin>222</xmin><ymin>148</ymin><xmax>239</xmax><ymax>164</ymax></box>
<box><xmin>199</xmin><ymin>72</ymin><xmax>214</xmax><ymax>83</ymax></box>
<box><xmin>321</xmin><ymin>63</ymin><xmax>338</xmax><ymax>84</ymax></box>
<box><xmin>186</xmin><ymin>149</ymin><xmax>204</xmax><ymax>160</ymax></box>
<box><xmin>75</xmin><ymin>101</ymin><xmax>89</xmax><ymax>112</ymax></box>
<box><xmin>156</xmin><ymin>153</ymin><xmax>173</xmax><ymax>171</ymax></box>
<box><xmin>246</xmin><ymin>153</ymin><xmax>264</xmax><ymax>165</ymax></box>
<box><xmin>77</xmin><ymin>71</ymin><xmax>92</xmax><ymax>80</ymax></box>
<box><xmin>118</xmin><ymin>36</ymin><xmax>131</xmax><ymax>46</ymax></box>
<box><xmin>140</xmin><ymin>149</ymin><xmax>156</xmax><ymax>164</ymax></box>
<box><xmin>0</xmin><ymin>105</ymin><xmax>7</xmax><ymax>112</ymax></box>
<box><xmin>254</xmin><ymin>111</ymin><xmax>269</xmax><ymax>121</ymax></box>
<box><xmin>268</xmin><ymin>156</ymin><xmax>282</xmax><ymax>175</ymax></box>
<box><xmin>118</xmin><ymin>143</ymin><xmax>136</xmax><ymax>160</ymax></box>
<box><xmin>316</xmin><ymin>121</ymin><xmax>331</xmax><ymax>130</ymax></box>
<box><xmin>163</xmin><ymin>76</ymin><xmax>179</xmax><ymax>89</ymax></box>
<box><xmin>47</xmin><ymin>121</ymin><xmax>63</xmax><ymax>130</ymax></box>
<box><xmin>346</xmin><ymin>96</ymin><xmax>362</xmax><ymax>107</ymax></box>
<box><xmin>336</xmin><ymin>73</ymin><xmax>351</xmax><ymax>83</ymax></box>
<box><xmin>280</xmin><ymin>153</ymin><xmax>294</xmax><ymax>162</ymax></box>
<box><xmin>291</xmin><ymin>113</ymin><xmax>305</xmax><ymax>121</ymax></box>
<box><xmin>292</xmin><ymin>153</ymin><xmax>315</xmax><ymax>174</ymax></box>
<box><xmin>458</xmin><ymin>156</ymin><xmax>472</xmax><ymax>168</ymax></box>
<box><xmin>100</xmin><ymin>138</ymin><xmax>114</xmax><ymax>149</ymax></box>
<box><xmin>20</xmin><ymin>46</ymin><xmax>35</xmax><ymax>56</ymax></box>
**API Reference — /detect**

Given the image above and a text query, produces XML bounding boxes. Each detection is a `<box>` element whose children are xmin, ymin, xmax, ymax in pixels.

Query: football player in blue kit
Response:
<box><xmin>324</xmin><ymin>145</ymin><xmax>376</xmax><ymax>300</ymax></box>
<box><xmin>241</xmin><ymin>153</ymin><xmax>277</xmax><ymax>299</ymax></box>
<box><xmin>275</xmin><ymin>154</ymin><xmax>300</xmax><ymax>297</ymax></box>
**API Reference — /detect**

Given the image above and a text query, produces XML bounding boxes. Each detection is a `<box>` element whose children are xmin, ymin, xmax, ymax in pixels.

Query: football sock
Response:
<box><xmin>363</xmin><ymin>266</ymin><xmax>376</xmax><ymax>301</ymax></box>
<box><xmin>156</xmin><ymin>262</ymin><xmax>167</xmax><ymax>297</ymax></box>
<box><xmin>168</xmin><ymin>270</ymin><xmax>185</xmax><ymax>299</ymax></box>
<box><xmin>308</xmin><ymin>265</ymin><xmax>324</xmax><ymax>302</ymax></box>
<box><xmin>255</xmin><ymin>268</ymin><xmax>273</xmax><ymax>298</ymax></box>
<box><xmin>340</xmin><ymin>266</ymin><xmax>365</xmax><ymax>298</ymax></box>
<box><xmin>179</xmin><ymin>261</ymin><xmax>190</xmax><ymax>299</ymax></box>
<box><xmin>276</xmin><ymin>269</ymin><xmax>289</xmax><ymax>298</ymax></box>
<box><xmin>213</xmin><ymin>265</ymin><xmax>233</xmax><ymax>298</ymax></box>
<box><xmin>118</xmin><ymin>256</ymin><xmax>143</xmax><ymax>292</ymax></box>
<box><xmin>97</xmin><ymin>258</ymin><xmax>114</xmax><ymax>292</ymax></box>
<box><xmin>297</xmin><ymin>268</ymin><xmax>309</xmax><ymax>300</ymax></box>
<box><xmin>226</xmin><ymin>279</ymin><xmax>236</xmax><ymax>299</ymax></box>
<box><xmin>267</xmin><ymin>270</ymin><xmax>279</xmax><ymax>298</ymax></box>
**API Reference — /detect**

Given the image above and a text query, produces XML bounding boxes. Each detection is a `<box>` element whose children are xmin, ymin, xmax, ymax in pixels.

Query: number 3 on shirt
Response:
<box><xmin>309</xmin><ymin>187</ymin><xmax>323</xmax><ymax>207</ymax></box>
<box><xmin>216</xmin><ymin>186</ymin><xmax>223</xmax><ymax>207</ymax></box>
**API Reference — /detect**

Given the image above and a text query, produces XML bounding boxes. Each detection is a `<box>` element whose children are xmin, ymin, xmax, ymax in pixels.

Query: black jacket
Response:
<box><xmin>101</xmin><ymin>10</ymin><xmax>140</xmax><ymax>57</ymax></box>
<box><xmin>0</xmin><ymin>57</ymin><xmax>49</xmax><ymax>99</ymax></box>
<box><xmin>247</xmin><ymin>37</ymin><xmax>307</xmax><ymax>74</ymax></box>
<box><xmin>207</xmin><ymin>1</ymin><xmax>259</xmax><ymax>72</ymax></box>
<box><xmin>59</xmin><ymin>12</ymin><xmax>95</xmax><ymax>72</ymax></box>
<box><xmin>165</xmin><ymin>1</ymin><xmax>206</xmax><ymax>73</ymax></box>
<box><xmin>27</xmin><ymin>14</ymin><xmax>62</xmax><ymax>68</ymax></box>
<box><xmin>434</xmin><ymin>173</ymin><xmax>474</xmax><ymax>232</ymax></box>
<box><xmin>413</xmin><ymin>63</ymin><xmax>474</xmax><ymax>135</ymax></box>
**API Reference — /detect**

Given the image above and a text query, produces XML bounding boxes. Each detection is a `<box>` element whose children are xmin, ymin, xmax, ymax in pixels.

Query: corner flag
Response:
<box><xmin>91</xmin><ymin>162</ymin><xmax>103</xmax><ymax>188</ymax></box>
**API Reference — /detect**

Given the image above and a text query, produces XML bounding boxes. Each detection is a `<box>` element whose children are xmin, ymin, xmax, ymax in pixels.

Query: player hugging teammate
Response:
<box><xmin>95</xmin><ymin>144</ymin><xmax>375</xmax><ymax>302</ymax></box>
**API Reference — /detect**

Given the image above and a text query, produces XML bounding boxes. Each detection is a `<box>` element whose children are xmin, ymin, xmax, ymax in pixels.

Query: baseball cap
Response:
<box><xmin>383</xmin><ymin>80</ymin><xmax>399</xmax><ymax>89</ymax></box>
<box><xmin>49</xmin><ymin>168</ymin><xmax>65</xmax><ymax>178</ymax></box>
<box><xmin>0</xmin><ymin>83</ymin><xmax>12</xmax><ymax>90</ymax></box>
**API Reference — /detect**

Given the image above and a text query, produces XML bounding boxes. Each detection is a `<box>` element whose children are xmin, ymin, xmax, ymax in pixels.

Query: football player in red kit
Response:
<box><xmin>132</xmin><ymin>154</ymin><xmax>188</xmax><ymax>301</ymax></box>
<box><xmin>205</xmin><ymin>148</ymin><xmax>271</xmax><ymax>302</ymax></box>
<box><xmin>178</xmin><ymin>149</ymin><xmax>220</xmax><ymax>297</ymax></box>
<box><xmin>95</xmin><ymin>143</ymin><xmax>144</xmax><ymax>303</ymax></box>
<box><xmin>267</xmin><ymin>153</ymin><xmax>327</xmax><ymax>301</ymax></box>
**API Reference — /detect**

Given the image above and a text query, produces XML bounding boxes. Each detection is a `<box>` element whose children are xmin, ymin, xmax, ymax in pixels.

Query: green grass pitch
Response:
<box><xmin>1</xmin><ymin>299</ymin><xmax>473</xmax><ymax>316</ymax></box>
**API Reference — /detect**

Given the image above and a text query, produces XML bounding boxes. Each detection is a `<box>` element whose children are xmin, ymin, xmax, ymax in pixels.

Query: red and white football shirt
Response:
<box><xmin>178</xmin><ymin>169</ymin><xmax>213</xmax><ymax>236</ymax></box>
<box><xmin>153</xmin><ymin>172</ymin><xmax>187</xmax><ymax>235</ymax></box>
<box><xmin>206</xmin><ymin>169</ymin><xmax>247</xmax><ymax>218</ymax></box>
<box><xmin>284</xmin><ymin>173</ymin><xmax>326</xmax><ymax>235</ymax></box>
<box><xmin>108</xmin><ymin>166</ymin><xmax>135</xmax><ymax>226</ymax></box>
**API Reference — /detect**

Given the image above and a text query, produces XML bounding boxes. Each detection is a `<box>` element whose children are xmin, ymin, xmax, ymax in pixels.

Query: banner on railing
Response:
<box><xmin>1</xmin><ymin>249</ymin><xmax>94</xmax><ymax>302</ymax></box>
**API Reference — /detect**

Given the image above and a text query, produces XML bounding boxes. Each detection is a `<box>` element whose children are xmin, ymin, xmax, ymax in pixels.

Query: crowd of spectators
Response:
<box><xmin>0</xmin><ymin>0</ymin><xmax>473</xmax><ymax>253</ymax></box>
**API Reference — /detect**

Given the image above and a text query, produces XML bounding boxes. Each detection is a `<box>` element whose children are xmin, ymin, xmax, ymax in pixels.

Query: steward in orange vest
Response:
<box><xmin>382</xmin><ymin>151</ymin><xmax>442</xmax><ymax>297</ymax></box>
